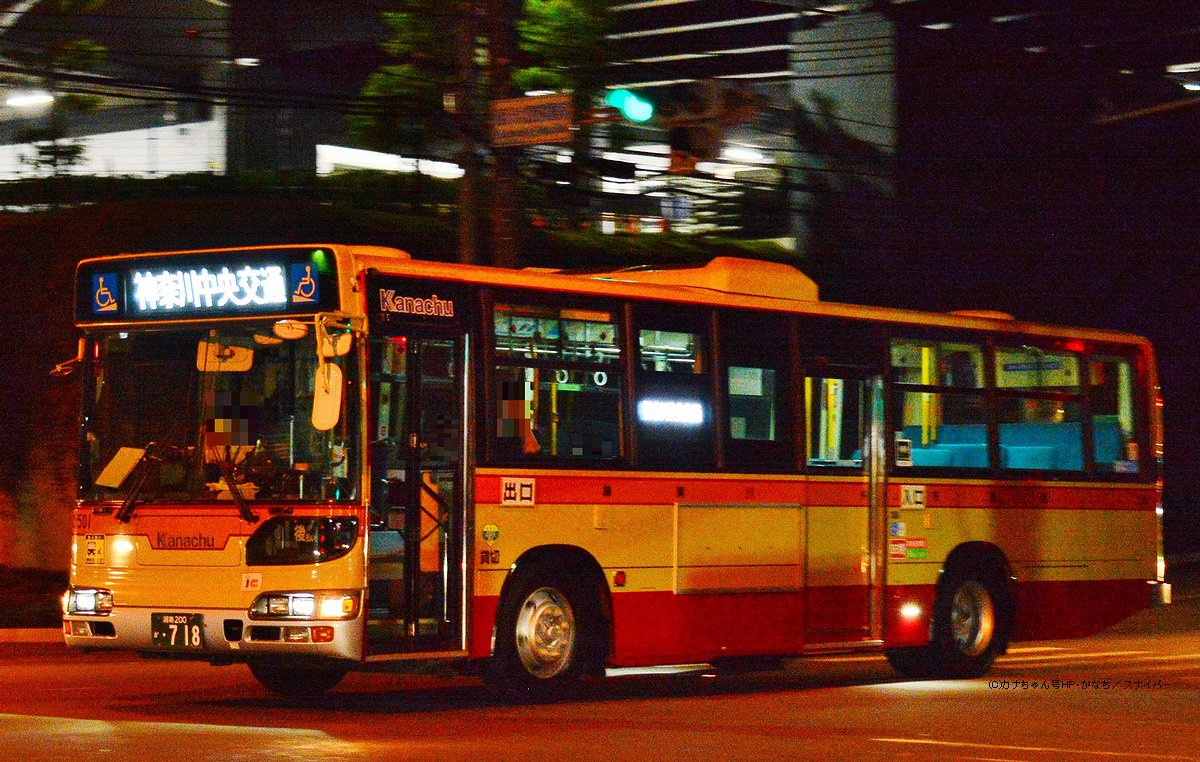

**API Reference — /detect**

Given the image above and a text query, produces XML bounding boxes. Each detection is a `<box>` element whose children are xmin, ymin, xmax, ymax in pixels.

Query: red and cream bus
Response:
<box><xmin>63</xmin><ymin>244</ymin><xmax>1166</xmax><ymax>698</ymax></box>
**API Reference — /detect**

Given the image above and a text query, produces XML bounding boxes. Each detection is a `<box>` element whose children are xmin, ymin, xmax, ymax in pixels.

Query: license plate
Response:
<box><xmin>150</xmin><ymin>613</ymin><xmax>205</xmax><ymax>649</ymax></box>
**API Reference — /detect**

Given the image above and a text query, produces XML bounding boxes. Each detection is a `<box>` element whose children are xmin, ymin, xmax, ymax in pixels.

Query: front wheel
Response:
<box><xmin>487</xmin><ymin>565</ymin><xmax>603</xmax><ymax>699</ymax></box>
<box><xmin>248</xmin><ymin>659</ymin><xmax>348</xmax><ymax>702</ymax></box>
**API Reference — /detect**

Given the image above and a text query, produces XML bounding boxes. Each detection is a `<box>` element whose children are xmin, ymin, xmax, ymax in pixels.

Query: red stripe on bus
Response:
<box><xmin>469</xmin><ymin>578</ymin><xmax>1151</xmax><ymax>663</ymax></box>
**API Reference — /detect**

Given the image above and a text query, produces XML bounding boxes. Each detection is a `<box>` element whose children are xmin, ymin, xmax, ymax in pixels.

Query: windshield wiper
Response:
<box><xmin>219</xmin><ymin>459</ymin><xmax>259</xmax><ymax>524</ymax></box>
<box><xmin>114</xmin><ymin>442</ymin><xmax>179</xmax><ymax>522</ymax></box>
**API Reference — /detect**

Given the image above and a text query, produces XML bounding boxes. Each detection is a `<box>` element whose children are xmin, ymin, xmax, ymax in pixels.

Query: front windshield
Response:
<box><xmin>81</xmin><ymin>323</ymin><xmax>360</xmax><ymax>503</ymax></box>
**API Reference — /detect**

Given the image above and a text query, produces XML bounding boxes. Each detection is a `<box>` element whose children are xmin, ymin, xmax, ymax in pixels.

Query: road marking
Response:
<box><xmin>873</xmin><ymin>737</ymin><xmax>1199</xmax><ymax>760</ymax></box>
<box><xmin>999</xmin><ymin>650</ymin><xmax>1147</xmax><ymax>663</ymax></box>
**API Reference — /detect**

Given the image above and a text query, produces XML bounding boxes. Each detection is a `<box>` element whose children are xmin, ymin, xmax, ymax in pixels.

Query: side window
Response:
<box><xmin>720</xmin><ymin>311</ymin><xmax>792</xmax><ymax>470</ymax></box>
<box><xmin>1089</xmin><ymin>356</ymin><xmax>1140</xmax><ymax>473</ymax></box>
<box><xmin>729</xmin><ymin>366</ymin><xmax>777</xmax><ymax>441</ymax></box>
<box><xmin>806</xmin><ymin>376</ymin><xmax>865</xmax><ymax>467</ymax></box>
<box><xmin>891</xmin><ymin>338</ymin><xmax>988</xmax><ymax>469</ymax></box>
<box><xmin>639</xmin><ymin>329</ymin><xmax>702</xmax><ymax>373</ymax></box>
<box><xmin>995</xmin><ymin>345</ymin><xmax>1084</xmax><ymax>472</ymax></box>
<box><xmin>636</xmin><ymin>308</ymin><xmax>714</xmax><ymax>469</ymax></box>
<box><xmin>491</xmin><ymin>303</ymin><xmax>621</xmax><ymax>462</ymax></box>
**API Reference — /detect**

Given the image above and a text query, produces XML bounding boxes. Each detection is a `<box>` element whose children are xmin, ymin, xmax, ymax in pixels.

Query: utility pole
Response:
<box><xmin>454</xmin><ymin>1</ymin><xmax>482</xmax><ymax>264</ymax></box>
<box><xmin>488</xmin><ymin>0</ymin><xmax>522</xmax><ymax>268</ymax></box>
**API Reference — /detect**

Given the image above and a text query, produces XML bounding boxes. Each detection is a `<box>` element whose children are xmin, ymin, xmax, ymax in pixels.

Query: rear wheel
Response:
<box><xmin>886</xmin><ymin>563</ymin><xmax>1008</xmax><ymax>679</ymax></box>
<box><xmin>248</xmin><ymin>659</ymin><xmax>348</xmax><ymax>701</ymax></box>
<box><xmin>488</xmin><ymin>564</ymin><xmax>604</xmax><ymax>700</ymax></box>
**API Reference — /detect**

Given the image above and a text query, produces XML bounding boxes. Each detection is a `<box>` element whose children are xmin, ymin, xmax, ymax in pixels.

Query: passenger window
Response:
<box><xmin>729</xmin><ymin>366</ymin><xmax>777</xmax><ymax>441</ymax></box>
<box><xmin>636</xmin><ymin>309</ymin><xmax>714</xmax><ymax>468</ymax></box>
<box><xmin>891</xmin><ymin>339</ymin><xmax>984</xmax><ymax>388</ymax></box>
<box><xmin>807</xmin><ymin>377</ymin><xmax>865</xmax><ymax>467</ymax></box>
<box><xmin>891</xmin><ymin>337</ymin><xmax>988</xmax><ymax>469</ymax></box>
<box><xmin>1089</xmin><ymin>357</ymin><xmax>1140</xmax><ymax>473</ymax></box>
<box><xmin>893</xmin><ymin>390</ymin><xmax>989</xmax><ymax>468</ymax></box>
<box><xmin>639</xmin><ymin>329</ymin><xmax>702</xmax><ymax>373</ymax></box>
<box><xmin>491</xmin><ymin>303</ymin><xmax>622</xmax><ymax>462</ymax></box>
<box><xmin>494</xmin><ymin>304</ymin><xmax>619</xmax><ymax>364</ymax></box>
<box><xmin>994</xmin><ymin>346</ymin><xmax>1080</xmax><ymax>392</ymax></box>
<box><xmin>995</xmin><ymin>344</ymin><xmax>1084</xmax><ymax>472</ymax></box>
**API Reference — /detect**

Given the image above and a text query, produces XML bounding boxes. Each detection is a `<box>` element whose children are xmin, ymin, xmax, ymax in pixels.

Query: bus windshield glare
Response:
<box><xmin>82</xmin><ymin>323</ymin><xmax>360</xmax><ymax>504</ymax></box>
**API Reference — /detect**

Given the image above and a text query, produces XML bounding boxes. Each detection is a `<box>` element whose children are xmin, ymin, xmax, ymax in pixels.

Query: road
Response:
<box><xmin>2</xmin><ymin>591</ymin><xmax>1199</xmax><ymax>761</ymax></box>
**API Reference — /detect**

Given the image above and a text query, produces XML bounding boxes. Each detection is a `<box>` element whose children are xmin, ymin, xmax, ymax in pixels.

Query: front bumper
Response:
<box><xmin>63</xmin><ymin>605</ymin><xmax>364</xmax><ymax>661</ymax></box>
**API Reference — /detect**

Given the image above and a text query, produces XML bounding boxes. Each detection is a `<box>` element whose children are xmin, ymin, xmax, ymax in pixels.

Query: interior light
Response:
<box><xmin>921</xmin><ymin>22</ymin><xmax>953</xmax><ymax>30</ymax></box>
<box><xmin>233</xmin><ymin>57</ymin><xmax>260</xmax><ymax>67</ymax></box>
<box><xmin>5</xmin><ymin>90</ymin><xmax>53</xmax><ymax>108</ymax></box>
<box><xmin>638</xmin><ymin>399</ymin><xmax>704</xmax><ymax>425</ymax></box>
<box><xmin>1166</xmin><ymin>61</ymin><xmax>1200</xmax><ymax>74</ymax></box>
<box><xmin>1183</xmin><ymin>82</ymin><xmax>1200</xmax><ymax>92</ymax></box>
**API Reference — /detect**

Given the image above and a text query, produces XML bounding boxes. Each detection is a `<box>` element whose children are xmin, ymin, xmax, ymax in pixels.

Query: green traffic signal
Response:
<box><xmin>605</xmin><ymin>88</ymin><xmax>654</xmax><ymax>123</ymax></box>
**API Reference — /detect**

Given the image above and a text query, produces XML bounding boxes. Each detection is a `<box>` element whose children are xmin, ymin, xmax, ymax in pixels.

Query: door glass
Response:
<box><xmin>367</xmin><ymin>335</ymin><xmax>463</xmax><ymax>648</ymax></box>
<box><xmin>805</xmin><ymin>376</ymin><xmax>865</xmax><ymax>467</ymax></box>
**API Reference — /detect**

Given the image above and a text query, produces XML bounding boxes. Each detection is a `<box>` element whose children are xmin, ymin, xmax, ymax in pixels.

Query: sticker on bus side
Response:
<box><xmin>84</xmin><ymin>534</ymin><xmax>105</xmax><ymax>565</ymax></box>
<box><xmin>501</xmin><ymin>477</ymin><xmax>535</xmax><ymax>507</ymax></box>
<box><xmin>901</xmin><ymin>484</ymin><xmax>926</xmax><ymax>509</ymax></box>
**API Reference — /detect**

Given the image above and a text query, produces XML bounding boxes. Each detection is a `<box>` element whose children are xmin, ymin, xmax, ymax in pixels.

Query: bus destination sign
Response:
<box><xmin>76</xmin><ymin>247</ymin><xmax>340</xmax><ymax>323</ymax></box>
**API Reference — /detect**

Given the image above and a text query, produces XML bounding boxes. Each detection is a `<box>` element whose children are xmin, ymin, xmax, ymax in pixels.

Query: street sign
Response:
<box><xmin>490</xmin><ymin>94</ymin><xmax>573</xmax><ymax>148</ymax></box>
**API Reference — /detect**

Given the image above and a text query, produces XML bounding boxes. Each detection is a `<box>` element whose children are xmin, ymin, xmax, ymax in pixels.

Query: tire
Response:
<box><xmin>487</xmin><ymin>563</ymin><xmax>603</xmax><ymax>700</ymax></box>
<box><xmin>248</xmin><ymin>659</ymin><xmax>348</xmax><ymax>702</ymax></box>
<box><xmin>886</xmin><ymin>562</ymin><xmax>1008</xmax><ymax>680</ymax></box>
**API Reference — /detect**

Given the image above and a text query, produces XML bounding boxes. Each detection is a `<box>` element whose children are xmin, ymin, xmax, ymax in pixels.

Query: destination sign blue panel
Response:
<box><xmin>76</xmin><ymin>247</ymin><xmax>340</xmax><ymax>323</ymax></box>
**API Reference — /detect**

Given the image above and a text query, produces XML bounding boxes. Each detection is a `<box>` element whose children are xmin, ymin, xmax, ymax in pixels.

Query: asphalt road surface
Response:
<box><xmin>2</xmin><ymin>588</ymin><xmax>1198</xmax><ymax>761</ymax></box>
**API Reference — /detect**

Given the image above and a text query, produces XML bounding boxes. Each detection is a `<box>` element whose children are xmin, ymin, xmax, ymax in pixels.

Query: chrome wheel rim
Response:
<box><xmin>514</xmin><ymin>587</ymin><xmax>576</xmax><ymax>679</ymax></box>
<box><xmin>950</xmin><ymin>580</ymin><xmax>995</xmax><ymax>657</ymax></box>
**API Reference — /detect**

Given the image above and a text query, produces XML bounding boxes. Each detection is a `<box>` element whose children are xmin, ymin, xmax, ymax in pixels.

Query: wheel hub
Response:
<box><xmin>514</xmin><ymin>587</ymin><xmax>576</xmax><ymax>679</ymax></box>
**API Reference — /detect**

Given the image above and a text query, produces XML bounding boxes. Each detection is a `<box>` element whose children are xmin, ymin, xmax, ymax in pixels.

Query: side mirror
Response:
<box><xmin>197</xmin><ymin>340</ymin><xmax>254</xmax><ymax>372</ymax></box>
<box><xmin>312</xmin><ymin>362</ymin><xmax>343</xmax><ymax>431</ymax></box>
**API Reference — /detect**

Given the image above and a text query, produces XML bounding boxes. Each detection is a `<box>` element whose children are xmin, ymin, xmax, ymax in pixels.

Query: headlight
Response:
<box><xmin>65</xmin><ymin>587</ymin><xmax>113</xmax><ymax>616</ymax></box>
<box><xmin>249</xmin><ymin>590</ymin><xmax>359</xmax><ymax>621</ymax></box>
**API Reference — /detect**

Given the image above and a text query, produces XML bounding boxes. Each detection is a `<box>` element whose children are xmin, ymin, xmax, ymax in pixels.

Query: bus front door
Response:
<box><xmin>803</xmin><ymin>372</ymin><xmax>886</xmax><ymax>647</ymax></box>
<box><xmin>368</xmin><ymin>334</ymin><xmax>466</xmax><ymax>654</ymax></box>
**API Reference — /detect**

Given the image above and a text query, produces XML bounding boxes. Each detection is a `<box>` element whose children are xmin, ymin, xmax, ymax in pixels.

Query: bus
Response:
<box><xmin>62</xmin><ymin>244</ymin><xmax>1166</xmax><ymax>699</ymax></box>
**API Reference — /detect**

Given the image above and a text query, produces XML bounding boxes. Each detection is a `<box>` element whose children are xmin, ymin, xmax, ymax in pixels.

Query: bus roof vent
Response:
<box><xmin>588</xmin><ymin>257</ymin><xmax>819</xmax><ymax>301</ymax></box>
<box><xmin>949</xmin><ymin>309</ymin><xmax>1016</xmax><ymax>321</ymax></box>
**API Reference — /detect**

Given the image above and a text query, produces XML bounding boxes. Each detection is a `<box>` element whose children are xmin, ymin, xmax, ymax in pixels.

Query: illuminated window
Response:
<box><xmin>639</xmin><ymin>329</ymin><xmax>702</xmax><ymax>373</ymax></box>
<box><xmin>635</xmin><ymin>309</ymin><xmax>714</xmax><ymax>468</ymax></box>
<box><xmin>490</xmin><ymin>301</ymin><xmax>622</xmax><ymax>463</ymax></box>
<box><xmin>807</xmin><ymin>377</ymin><xmax>866</xmax><ymax>467</ymax></box>
<box><xmin>1088</xmin><ymin>356</ymin><xmax>1140</xmax><ymax>473</ymax></box>
<box><xmin>494</xmin><ymin>304</ymin><xmax>619</xmax><ymax>364</ymax></box>
<box><xmin>994</xmin><ymin>344</ymin><xmax>1085</xmax><ymax>472</ymax></box>
<box><xmin>891</xmin><ymin>337</ymin><xmax>988</xmax><ymax>469</ymax></box>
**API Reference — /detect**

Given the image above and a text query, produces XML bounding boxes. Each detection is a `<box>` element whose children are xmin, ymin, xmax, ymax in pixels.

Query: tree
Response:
<box><xmin>6</xmin><ymin>0</ymin><xmax>107</xmax><ymax>177</ymax></box>
<box><xmin>515</xmin><ymin>0</ymin><xmax>615</xmax><ymax>221</ymax></box>
<box><xmin>350</xmin><ymin>1</ymin><xmax>483</xmax><ymax>259</ymax></box>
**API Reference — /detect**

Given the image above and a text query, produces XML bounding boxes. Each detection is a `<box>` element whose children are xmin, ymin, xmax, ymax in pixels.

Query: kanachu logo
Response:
<box><xmin>153</xmin><ymin>532</ymin><xmax>219</xmax><ymax>550</ymax></box>
<box><xmin>379</xmin><ymin>290</ymin><xmax>455</xmax><ymax>317</ymax></box>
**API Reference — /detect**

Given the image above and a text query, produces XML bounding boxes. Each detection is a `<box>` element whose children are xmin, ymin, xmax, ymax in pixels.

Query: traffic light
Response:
<box><xmin>605</xmin><ymin>88</ymin><xmax>654</xmax><ymax>123</ymax></box>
